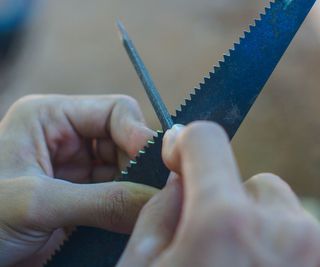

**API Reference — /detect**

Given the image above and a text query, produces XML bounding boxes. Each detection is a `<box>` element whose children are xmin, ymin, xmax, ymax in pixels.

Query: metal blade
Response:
<box><xmin>116</xmin><ymin>20</ymin><xmax>174</xmax><ymax>131</ymax></box>
<box><xmin>121</xmin><ymin>0</ymin><xmax>316</xmax><ymax>187</ymax></box>
<box><xmin>44</xmin><ymin>0</ymin><xmax>316</xmax><ymax>266</ymax></box>
<box><xmin>173</xmin><ymin>0</ymin><xmax>317</xmax><ymax>139</ymax></box>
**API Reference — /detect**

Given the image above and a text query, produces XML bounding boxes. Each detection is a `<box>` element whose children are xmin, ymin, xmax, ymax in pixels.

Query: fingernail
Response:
<box><xmin>138</xmin><ymin>124</ymin><xmax>157</xmax><ymax>137</ymax></box>
<box><xmin>166</xmin><ymin>172</ymin><xmax>178</xmax><ymax>186</ymax></box>
<box><xmin>165</xmin><ymin>124</ymin><xmax>184</xmax><ymax>144</ymax></box>
<box><xmin>136</xmin><ymin>236</ymin><xmax>160</xmax><ymax>256</ymax></box>
<box><xmin>170</xmin><ymin>124</ymin><xmax>184</xmax><ymax>134</ymax></box>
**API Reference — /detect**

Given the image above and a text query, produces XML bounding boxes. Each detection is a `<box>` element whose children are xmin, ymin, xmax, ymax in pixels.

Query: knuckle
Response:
<box><xmin>251</xmin><ymin>172</ymin><xmax>282</xmax><ymax>184</ymax></box>
<box><xmin>114</xmin><ymin>95</ymin><xmax>144</xmax><ymax>123</ymax></box>
<box><xmin>11</xmin><ymin>95</ymin><xmax>44</xmax><ymax>114</ymax></box>
<box><xmin>116</xmin><ymin>95</ymin><xmax>140</xmax><ymax>111</ymax></box>
<box><xmin>8</xmin><ymin>95</ymin><xmax>67</xmax><ymax>128</ymax></box>
<box><xmin>249</xmin><ymin>173</ymin><xmax>292</xmax><ymax>193</ymax></box>
<box><xmin>11</xmin><ymin>95</ymin><xmax>64</xmax><ymax>114</ymax></box>
<box><xmin>8</xmin><ymin>95</ymin><xmax>51</xmax><ymax>125</ymax></box>
<box><xmin>103</xmin><ymin>185</ymin><xmax>130</xmax><ymax>228</ymax></box>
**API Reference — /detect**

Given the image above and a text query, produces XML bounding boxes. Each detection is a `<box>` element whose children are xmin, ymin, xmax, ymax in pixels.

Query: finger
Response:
<box><xmin>117</xmin><ymin>148</ymin><xmax>131</xmax><ymax>171</ymax></box>
<box><xmin>61</xmin><ymin>95</ymin><xmax>156</xmax><ymax>157</ymax></box>
<box><xmin>94</xmin><ymin>140</ymin><xmax>134</xmax><ymax>179</ymax></box>
<box><xmin>162</xmin><ymin>122</ymin><xmax>246</xmax><ymax>205</ymax></box>
<box><xmin>0</xmin><ymin>95</ymin><xmax>154</xmax><ymax>180</ymax></box>
<box><xmin>13</xmin><ymin>228</ymin><xmax>71</xmax><ymax>267</ymax></box>
<box><xmin>117</xmin><ymin>173</ymin><xmax>182</xmax><ymax>267</ymax></box>
<box><xmin>34</xmin><ymin>177</ymin><xmax>158</xmax><ymax>234</ymax></box>
<box><xmin>245</xmin><ymin>173</ymin><xmax>302</xmax><ymax>212</ymax></box>
<box><xmin>91</xmin><ymin>165</ymin><xmax>119</xmax><ymax>182</ymax></box>
<box><xmin>95</xmin><ymin>139</ymin><xmax>117</xmax><ymax>164</ymax></box>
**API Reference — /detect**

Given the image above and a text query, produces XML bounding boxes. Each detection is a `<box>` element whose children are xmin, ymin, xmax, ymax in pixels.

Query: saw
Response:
<box><xmin>44</xmin><ymin>0</ymin><xmax>317</xmax><ymax>266</ymax></box>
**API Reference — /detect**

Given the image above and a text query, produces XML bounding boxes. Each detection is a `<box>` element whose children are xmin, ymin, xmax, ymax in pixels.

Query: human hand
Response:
<box><xmin>118</xmin><ymin>122</ymin><xmax>320</xmax><ymax>267</ymax></box>
<box><xmin>0</xmin><ymin>95</ymin><xmax>157</xmax><ymax>266</ymax></box>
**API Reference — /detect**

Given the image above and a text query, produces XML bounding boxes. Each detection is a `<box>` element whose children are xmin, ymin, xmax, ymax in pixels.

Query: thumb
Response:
<box><xmin>36</xmin><ymin>177</ymin><xmax>158</xmax><ymax>234</ymax></box>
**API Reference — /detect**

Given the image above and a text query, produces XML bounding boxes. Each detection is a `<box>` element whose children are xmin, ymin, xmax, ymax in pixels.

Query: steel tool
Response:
<box><xmin>116</xmin><ymin>19</ymin><xmax>174</xmax><ymax>130</ymax></box>
<box><xmin>44</xmin><ymin>0</ymin><xmax>317</xmax><ymax>266</ymax></box>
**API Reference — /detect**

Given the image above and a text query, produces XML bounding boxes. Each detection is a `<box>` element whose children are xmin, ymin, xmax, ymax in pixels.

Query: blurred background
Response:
<box><xmin>0</xmin><ymin>0</ymin><xmax>319</xmax><ymax>208</ymax></box>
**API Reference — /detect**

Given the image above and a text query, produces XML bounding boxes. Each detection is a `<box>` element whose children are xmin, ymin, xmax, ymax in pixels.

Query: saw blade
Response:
<box><xmin>172</xmin><ymin>0</ymin><xmax>316</xmax><ymax>138</ymax></box>
<box><xmin>44</xmin><ymin>0</ymin><xmax>316</xmax><ymax>266</ymax></box>
<box><xmin>122</xmin><ymin>0</ymin><xmax>316</xmax><ymax>187</ymax></box>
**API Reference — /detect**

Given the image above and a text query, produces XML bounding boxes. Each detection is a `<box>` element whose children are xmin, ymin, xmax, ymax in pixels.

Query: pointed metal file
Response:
<box><xmin>116</xmin><ymin>19</ymin><xmax>174</xmax><ymax>131</ymax></box>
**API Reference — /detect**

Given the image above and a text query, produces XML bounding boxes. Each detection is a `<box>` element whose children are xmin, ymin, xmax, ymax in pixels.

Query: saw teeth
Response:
<box><xmin>204</xmin><ymin>77</ymin><xmax>210</xmax><ymax>83</ymax></box>
<box><xmin>194</xmin><ymin>88</ymin><xmax>201</xmax><ymax>93</ymax></box>
<box><xmin>180</xmin><ymin>103</ymin><xmax>186</xmax><ymax>108</ymax></box>
<box><xmin>222</xmin><ymin>55</ymin><xmax>230</xmax><ymax>64</ymax></box>
<box><xmin>46</xmin><ymin>0</ymin><xmax>318</xmax><ymax>265</ymax></box>
<box><xmin>260</xmin><ymin>12</ymin><xmax>266</xmax><ymax>20</ymax></box>
<box><xmin>172</xmin><ymin>0</ymin><xmax>283</xmax><ymax>121</ymax></box>
<box><xmin>120</xmin><ymin>130</ymin><xmax>165</xmax><ymax>179</ymax></box>
<box><xmin>229</xmin><ymin>47</ymin><xmax>237</xmax><ymax>56</ymax></box>
<box><xmin>233</xmin><ymin>43</ymin><xmax>240</xmax><ymax>50</ymax></box>
<box><xmin>125</xmin><ymin>0</ymin><xmax>288</xmax><ymax>186</ymax></box>
<box><xmin>254</xmin><ymin>18</ymin><xmax>261</xmax><ymax>27</ymax></box>
<box><xmin>118</xmin><ymin>131</ymin><xmax>168</xmax><ymax>186</ymax></box>
<box><xmin>218</xmin><ymin>60</ymin><xmax>225</xmax><ymax>67</ymax></box>
<box><xmin>43</xmin><ymin>227</ymin><xmax>77</xmax><ymax>266</ymax></box>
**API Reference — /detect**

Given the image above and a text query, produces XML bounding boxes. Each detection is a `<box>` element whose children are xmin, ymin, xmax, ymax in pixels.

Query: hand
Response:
<box><xmin>118</xmin><ymin>122</ymin><xmax>320</xmax><ymax>267</ymax></box>
<box><xmin>0</xmin><ymin>95</ymin><xmax>158</xmax><ymax>267</ymax></box>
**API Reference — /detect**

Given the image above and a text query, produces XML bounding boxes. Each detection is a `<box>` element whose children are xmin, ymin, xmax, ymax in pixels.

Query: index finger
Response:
<box><xmin>162</xmin><ymin>122</ymin><xmax>247</xmax><ymax>205</ymax></box>
<box><xmin>30</xmin><ymin>94</ymin><xmax>155</xmax><ymax>158</ymax></box>
<box><xmin>63</xmin><ymin>95</ymin><xmax>155</xmax><ymax>157</ymax></box>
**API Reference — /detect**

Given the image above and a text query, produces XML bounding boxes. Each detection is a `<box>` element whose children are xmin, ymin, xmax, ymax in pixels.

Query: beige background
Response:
<box><xmin>1</xmin><ymin>0</ymin><xmax>320</xmax><ymax>197</ymax></box>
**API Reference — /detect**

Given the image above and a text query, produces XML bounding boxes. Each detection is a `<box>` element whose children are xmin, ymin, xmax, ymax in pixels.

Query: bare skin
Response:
<box><xmin>0</xmin><ymin>95</ymin><xmax>158</xmax><ymax>267</ymax></box>
<box><xmin>118</xmin><ymin>122</ymin><xmax>320</xmax><ymax>267</ymax></box>
<box><xmin>1</xmin><ymin>95</ymin><xmax>319</xmax><ymax>267</ymax></box>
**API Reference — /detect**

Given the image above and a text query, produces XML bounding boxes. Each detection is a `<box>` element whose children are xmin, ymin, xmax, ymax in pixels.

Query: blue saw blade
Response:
<box><xmin>120</xmin><ymin>0</ymin><xmax>316</xmax><ymax>188</ymax></box>
<box><xmin>172</xmin><ymin>0</ymin><xmax>316</xmax><ymax>139</ymax></box>
<box><xmin>44</xmin><ymin>0</ymin><xmax>316</xmax><ymax>266</ymax></box>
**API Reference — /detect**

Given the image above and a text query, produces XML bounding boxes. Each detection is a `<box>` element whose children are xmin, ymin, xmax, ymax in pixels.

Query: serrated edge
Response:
<box><xmin>43</xmin><ymin>227</ymin><xmax>77</xmax><ymax>266</ymax></box>
<box><xmin>44</xmin><ymin>0</ymin><xmax>289</xmax><ymax>265</ymax></box>
<box><xmin>119</xmin><ymin>130</ymin><xmax>164</xmax><ymax>180</ymax></box>
<box><xmin>172</xmin><ymin>0</ymin><xmax>276</xmax><ymax>120</ymax></box>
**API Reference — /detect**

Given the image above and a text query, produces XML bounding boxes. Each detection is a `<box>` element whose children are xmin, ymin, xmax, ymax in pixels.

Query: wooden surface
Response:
<box><xmin>1</xmin><ymin>0</ymin><xmax>320</xmax><ymax>197</ymax></box>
